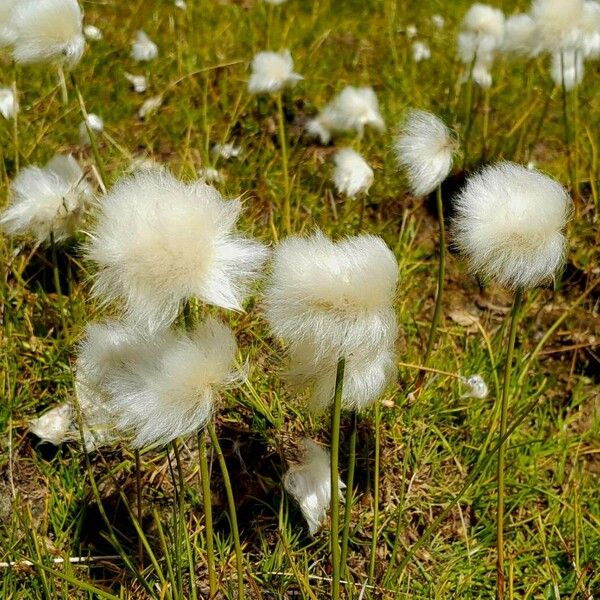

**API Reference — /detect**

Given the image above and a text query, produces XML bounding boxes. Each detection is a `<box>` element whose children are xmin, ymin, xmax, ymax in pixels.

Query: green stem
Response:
<box><xmin>70</xmin><ymin>74</ymin><xmax>107</xmax><ymax>189</ymax></box>
<box><xmin>423</xmin><ymin>185</ymin><xmax>446</xmax><ymax>368</ymax></box>
<box><xmin>559</xmin><ymin>51</ymin><xmax>575</xmax><ymax>196</ymax></box>
<box><xmin>57</xmin><ymin>64</ymin><xmax>68</xmax><ymax>105</ymax></box>
<box><xmin>462</xmin><ymin>53</ymin><xmax>478</xmax><ymax>170</ymax></box>
<box><xmin>208</xmin><ymin>423</ymin><xmax>244</xmax><ymax>600</ymax></box>
<box><xmin>50</xmin><ymin>232</ymin><xmax>68</xmax><ymax>339</ymax></box>
<box><xmin>368</xmin><ymin>399</ymin><xmax>381</xmax><ymax>584</ymax></box>
<box><xmin>340</xmin><ymin>412</ymin><xmax>357</xmax><ymax>578</ymax></box>
<box><xmin>330</xmin><ymin>357</ymin><xmax>345</xmax><ymax>600</ymax></box>
<box><xmin>275</xmin><ymin>92</ymin><xmax>291</xmax><ymax>234</ymax></box>
<box><xmin>496</xmin><ymin>288</ymin><xmax>523</xmax><ymax>600</ymax></box>
<box><xmin>198</xmin><ymin>431</ymin><xmax>217</xmax><ymax>599</ymax></box>
<box><xmin>134</xmin><ymin>450</ymin><xmax>144</xmax><ymax>567</ymax></box>
<box><xmin>12</xmin><ymin>63</ymin><xmax>18</xmax><ymax>173</ymax></box>
<box><xmin>572</xmin><ymin>53</ymin><xmax>580</xmax><ymax>201</ymax></box>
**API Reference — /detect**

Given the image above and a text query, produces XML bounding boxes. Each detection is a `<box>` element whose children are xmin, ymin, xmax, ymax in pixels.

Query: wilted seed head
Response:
<box><xmin>306</xmin><ymin>86</ymin><xmax>385</xmax><ymax>144</ymax></box>
<box><xmin>502</xmin><ymin>14</ymin><xmax>539</xmax><ymax>56</ymax></box>
<box><xmin>247</xmin><ymin>50</ymin><xmax>302</xmax><ymax>94</ymax></box>
<box><xmin>0</xmin><ymin>88</ymin><xmax>18</xmax><ymax>120</ymax></box>
<box><xmin>452</xmin><ymin>162</ymin><xmax>572</xmax><ymax>289</ymax></box>
<box><xmin>105</xmin><ymin>318</ymin><xmax>243</xmax><ymax>448</ymax></box>
<box><xmin>30</xmin><ymin>402</ymin><xmax>73</xmax><ymax>445</ymax></box>
<box><xmin>283</xmin><ymin>439</ymin><xmax>345</xmax><ymax>535</ymax></box>
<box><xmin>86</xmin><ymin>169</ymin><xmax>268</xmax><ymax>332</ymax></box>
<box><xmin>10</xmin><ymin>0</ymin><xmax>85</xmax><ymax>67</ymax></box>
<box><xmin>130</xmin><ymin>30</ymin><xmax>158</xmax><ymax>62</ymax></box>
<box><xmin>531</xmin><ymin>0</ymin><xmax>585</xmax><ymax>52</ymax></box>
<box><xmin>394</xmin><ymin>109</ymin><xmax>456</xmax><ymax>197</ymax></box>
<box><xmin>461</xmin><ymin>374</ymin><xmax>489</xmax><ymax>399</ymax></box>
<box><xmin>550</xmin><ymin>49</ymin><xmax>585</xmax><ymax>90</ymax></box>
<box><xmin>1</xmin><ymin>154</ymin><xmax>92</xmax><ymax>243</ymax></box>
<box><xmin>332</xmin><ymin>148</ymin><xmax>374</xmax><ymax>198</ymax></box>
<box><xmin>263</xmin><ymin>231</ymin><xmax>398</xmax><ymax>361</ymax></box>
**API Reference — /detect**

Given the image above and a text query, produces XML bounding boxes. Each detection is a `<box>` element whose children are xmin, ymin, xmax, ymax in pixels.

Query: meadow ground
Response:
<box><xmin>1</xmin><ymin>0</ymin><xmax>600</xmax><ymax>598</ymax></box>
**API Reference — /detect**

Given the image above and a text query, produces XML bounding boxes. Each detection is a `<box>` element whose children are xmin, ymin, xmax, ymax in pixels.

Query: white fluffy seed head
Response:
<box><xmin>457</xmin><ymin>3</ymin><xmax>504</xmax><ymax>72</ymax></box>
<box><xmin>0</xmin><ymin>0</ymin><xmax>17</xmax><ymax>47</ymax></box>
<box><xmin>332</xmin><ymin>148</ymin><xmax>374</xmax><ymax>198</ymax></box>
<box><xmin>394</xmin><ymin>109</ymin><xmax>456</xmax><ymax>197</ymax></box>
<box><xmin>283</xmin><ymin>439</ymin><xmax>345</xmax><ymax>535</ymax></box>
<box><xmin>306</xmin><ymin>86</ymin><xmax>385</xmax><ymax>143</ymax></box>
<box><xmin>83</xmin><ymin>24</ymin><xmax>102</xmax><ymax>41</ymax></box>
<box><xmin>0</xmin><ymin>87</ymin><xmax>18</xmax><ymax>120</ymax></box>
<box><xmin>30</xmin><ymin>402</ymin><xmax>73</xmax><ymax>445</ymax></box>
<box><xmin>79</xmin><ymin>113</ymin><xmax>104</xmax><ymax>145</ymax></box>
<box><xmin>10</xmin><ymin>0</ymin><xmax>85</xmax><ymax>66</ymax></box>
<box><xmin>412</xmin><ymin>41</ymin><xmax>431</xmax><ymax>62</ymax></box>
<box><xmin>86</xmin><ymin>169</ymin><xmax>269</xmax><ymax>332</ymax></box>
<box><xmin>581</xmin><ymin>1</ymin><xmax>600</xmax><ymax>57</ymax></box>
<box><xmin>531</xmin><ymin>0</ymin><xmax>585</xmax><ymax>52</ymax></box>
<box><xmin>463</xmin><ymin>3</ymin><xmax>505</xmax><ymax>41</ymax></box>
<box><xmin>502</xmin><ymin>14</ymin><xmax>539</xmax><ymax>56</ymax></box>
<box><xmin>125</xmin><ymin>72</ymin><xmax>147</xmax><ymax>93</ymax></box>
<box><xmin>263</xmin><ymin>231</ymin><xmax>398</xmax><ymax>362</ymax></box>
<box><xmin>131</xmin><ymin>30</ymin><xmax>158</xmax><ymax>62</ymax></box>
<box><xmin>461</xmin><ymin>374</ymin><xmax>489</xmax><ymax>399</ymax></box>
<box><xmin>1</xmin><ymin>154</ymin><xmax>91</xmax><ymax>243</ymax></box>
<box><xmin>432</xmin><ymin>14</ymin><xmax>445</xmax><ymax>29</ymax></box>
<box><xmin>452</xmin><ymin>162</ymin><xmax>572</xmax><ymax>289</ymax></box>
<box><xmin>550</xmin><ymin>49</ymin><xmax>585</xmax><ymax>90</ymax></box>
<box><xmin>104</xmin><ymin>317</ymin><xmax>241</xmax><ymax>448</ymax></box>
<box><xmin>247</xmin><ymin>50</ymin><xmax>302</xmax><ymax>94</ymax></box>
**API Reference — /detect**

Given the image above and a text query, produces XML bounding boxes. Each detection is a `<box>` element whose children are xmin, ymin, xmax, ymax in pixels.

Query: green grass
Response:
<box><xmin>1</xmin><ymin>0</ymin><xmax>600</xmax><ymax>598</ymax></box>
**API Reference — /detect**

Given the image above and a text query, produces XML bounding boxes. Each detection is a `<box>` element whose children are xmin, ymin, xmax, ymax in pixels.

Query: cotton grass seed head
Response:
<box><xmin>0</xmin><ymin>0</ymin><xmax>17</xmax><ymax>47</ymax></box>
<box><xmin>86</xmin><ymin>169</ymin><xmax>268</xmax><ymax>332</ymax></box>
<box><xmin>79</xmin><ymin>113</ymin><xmax>104</xmax><ymax>146</ymax></box>
<box><xmin>284</xmin><ymin>439</ymin><xmax>345</xmax><ymax>535</ymax></box>
<box><xmin>83</xmin><ymin>24</ymin><xmax>102</xmax><ymax>41</ymax></box>
<box><xmin>332</xmin><ymin>148</ymin><xmax>374</xmax><ymax>198</ymax></box>
<box><xmin>550</xmin><ymin>49</ymin><xmax>585</xmax><ymax>90</ymax></box>
<box><xmin>394</xmin><ymin>109</ymin><xmax>456</xmax><ymax>197</ymax></box>
<box><xmin>1</xmin><ymin>154</ymin><xmax>91</xmax><ymax>243</ymax></box>
<box><xmin>248</xmin><ymin>50</ymin><xmax>302</xmax><ymax>94</ymax></box>
<box><xmin>30</xmin><ymin>402</ymin><xmax>73</xmax><ymax>446</ymax></box>
<box><xmin>452</xmin><ymin>162</ymin><xmax>571</xmax><ymax>289</ymax></box>
<box><xmin>531</xmin><ymin>0</ymin><xmax>585</xmax><ymax>52</ymax></box>
<box><xmin>502</xmin><ymin>14</ymin><xmax>539</xmax><ymax>56</ymax></box>
<box><xmin>0</xmin><ymin>88</ymin><xmax>18</xmax><ymax>120</ymax></box>
<box><xmin>264</xmin><ymin>231</ymin><xmax>398</xmax><ymax>361</ymax></box>
<box><xmin>461</xmin><ymin>374</ymin><xmax>489</xmax><ymax>399</ymax></box>
<box><xmin>10</xmin><ymin>0</ymin><xmax>85</xmax><ymax>66</ymax></box>
<box><xmin>131</xmin><ymin>30</ymin><xmax>158</xmax><ymax>62</ymax></box>
<box><xmin>105</xmin><ymin>317</ymin><xmax>242</xmax><ymax>448</ymax></box>
<box><xmin>412</xmin><ymin>41</ymin><xmax>431</xmax><ymax>62</ymax></box>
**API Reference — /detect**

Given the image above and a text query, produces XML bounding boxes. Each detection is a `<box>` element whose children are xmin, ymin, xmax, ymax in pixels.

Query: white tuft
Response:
<box><xmin>432</xmin><ymin>14</ymin><xmax>445</xmax><ymax>29</ymax></box>
<box><xmin>1</xmin><ymin>154</ymin><xmax>91</xmax><ymax>243</ymax></box>
<box><xmin>125</xmin><ymin>73</ymin><xmax>148</xmax><ymax>93</ymax></box>
<box><xmin>531</xmin><ymin>0</ymin><xmax>585</xmax><ymax>52</ymax></box>
<box><xmin>10</xmin><ymin>0</ymin><xmax>85</xmax><ymax>66</ymax></box>
<box><xmin>248</xmin><ymin>50</ymin><xmax>302</xmax><ymax>94</ymax></box>
<box><xmin>284</xmin><ymin>439</ymin><xmax>345</xmax><ymax>535</ymax></box>
<box><xmin>502</xmin><ymin>14</ymin><xmax>539</xmax><ymax>56</ymax></box>
<box><xmin>200</xmin><ymin>167</ymin><xmax>223</xmax><ymax>184</ymax></box>
<box><xmin>461</xmin><ymin>374</ymin><xmax>489</xmax><ymax>399</ymax></box>
<box><xmin>580</xmin><ymin>1</ymin><xmax>600</xmax><ymax>57</ymax></box>
<box><xmin>452</xmin><ymin>162</ymin><xmax>572</xmax><ymax>289</ymax></box>
<box><xmin>471</xmin><ymin>62</ymin><xmax>493</xmax><ymax>88</ymax></box>
<box><xmin>412</xmin><ymin>41</ymin><xmax>431</xmax><ymax>62</ymax></box>
<box><xmin>79</xmin><ymin>113</ymin><xmax>104</xmax><ymax>146</ymax></box>
<box><xmin>212</xmin><ymin>143</ymin><xmax>242</xmax><ymax>160</ymax></box>
<box><xmin>138</xmin><ymin>95</ymin><xmax>163</xmax><ymax>118</ymax></box>
<box><xmin>131</xmin><ymin>30</ymin><xmax>158</xmax><ymax>62</ymax></box>
<box><xmin>174</xmin><ymin>0</ymin><xmax>187</xmax><ymax>9</ymax></box>
<box><xmin>0</xmin><ymin>88</ymin><xmax>18</xmax><ymax>120</ymax></box>
<box><xmin>550</xmin><ymin>49</ymin><xmax>585</xmax><ymax>91</ymax></box>
<box><xmin>394</xmin><ymin>109</ymin><xmax>456</xmax><ymax>197</ymax></box>
<box><xmin>83</xmin><ymin>24</ymin><xmax>102</xmax><ymax>41</ymax></box>
<box><xmin>0</xmin><ymin>0</ymin><xmax>18</xmax><ymax>47</ymax></box>
<box><xmin>332</xmin><ymin>148</ymin><xmax>374</xmax><ymax>198</ymax></box>
<box><xmin>406</xmin><ymin>24</ymin><xmax>418</xmax><ymax>38</ymax></box>
<box><xmin>30</xmin><ymin>403</ymin><xmax>73</xmax><ymax>445</ymax></box>
<box><xmin>263</xmin><ymin>0</ymin><xmax>288</xmax><ymax>4</ymax></box>
<box><xmin>103</xmin><ymin>317</ymin><xmax>242</xmax><ymax>448</ymax></box>
<box><xmin>86</xmin><ymin>169</ymin><xmax>269</xmax><ymax>332</ymax></box>
<box><xmin>305</xmin><ymin>86</ymin><xmax>385</xmax><ymax>143</ymax></box>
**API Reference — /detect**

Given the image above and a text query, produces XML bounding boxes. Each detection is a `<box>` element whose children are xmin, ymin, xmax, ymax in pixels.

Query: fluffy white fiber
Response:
<box><xmin>0</xmin><ymin>88</ymin><xmax>18</xmax><ymax>120</ymax></box>
<box><xmin>452</xmin><ymin>162</ymin><xmax>571</xmax><ymax>289</ymax></box>
<box><xmin>131</xmin><ymin>31</ymin><xmax>158</xmax><ymax>62</ymax></box>
<box><xmin>412</xmin><ymin>41</ymin><xmax>431</xmax><ymax>62</ymax></box>
<box><xmin>394</xmin><ymin>109</ymin><xmax>456</xmax><ymax>197</ymax></box>
<box><xmin>104</xmin><ymin>317</ymin><xmax>242</xmax><ymax>448</ymax></box>
<box><xmin>460</xmin><ymin>374</ymin><xmax>489</xmax><ymax>399</ymax></box>
<box><xmin>581</xmin><ymin>1</ymin><xmax>600</xmax><ymax>58</ymax></box>
<box><xmin>550</xmin><ymin>50</ymin><xmax>584</xmax><ymax>90</ymax></box>
<box><xmin>0</xmin><ymin>0</ymin><xmax>17</xmax><ymax>47</ymax></box>
<box><xmin>86</xmin><ymin>169</ymin><xmax>268</xmax><ymax>332</ymax></box>
<box><xmin>502</xmin><ymin>14</ymin><xmax>539</xmax><ymax>56</ymax></box>
<box><xmin>79</xmin><ymin>113</ymin><xmax>104</xmax><ymax>145</ymax></box>
<box><xmin>332</xmin><ymin>148</ymin><xmax>373</xmax><ymax>198</ymax></box>
<box><xmin>83</xmin><ymin>25</ymin><xmax>102</xmax><ymax>41</ymax></box>
<box><xmin>306</xmin><ymin>86</ymin><xmax>385</xmax><ymax>144</ymax></box>
<box><xmin>125</xmin><ymin>73</ymin><xmax>147</xmax><ymax>93</ymax></box>
<box><xmin>30</xmin><ymin>402</ymin><xmax>73</xmax><ymax>445</ymax></box>
<box><xmin>10</xmin><ymin>0</ymin><xmax>85</xmax><ymax>66</ymax></box>
<box><xmin>1</xmin><ymin>154</ymin><xmax>92</xmax><ymax>243</ymax></box>
<box><xmin>247</xmin><ymin>50</ymin><xmax>302</xmax><ymax>94</ymax></box>
<box><xmin>458</xmin><ymin>3</ymin><xmax>505</xmax><ymax>62</ymax></box>
<box><xmin>531</xmin><ymin>0</ymin><xmax>585</xmax><ymax>52</ymax></box>
<box><xmin>283</xmin><ymin>439</ymin><xmax>345</xmax><ymax>535</ymax></box>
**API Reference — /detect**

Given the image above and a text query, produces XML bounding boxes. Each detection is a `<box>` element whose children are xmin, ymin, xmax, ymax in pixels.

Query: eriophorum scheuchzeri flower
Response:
<box><xmin>332</xmin><ymin>148</ymin><xmax>374</xmax><ymax>198</ymax></box>
<box><xmin>9</xmin><ymin>0</ymin><xmax>85</xmax><ymax>67</ymax></box>
<box><xmin>305</xmin><ymin>86</ymin><xmax>385</xmax><ymax>144</ymax></box>
<box><xmin>85</xmin><ymin>169</ymin><xmax>269</xmax><ymax>332</ymax></box>
<box><xmin>394</xmin><ymin>109</ymin><xmax>456</xmax><ymax>197</ymax></box>
<box><xmin>247</xmin><ymin>50</ymin><xmax>302</xmax><ymax>94</ymax></box>
<box><xmin>130</xmin><ymin>30</ymin><xmax>158</xmax><ymax>62</ymax></box>
<box><xmin>452</xmin><ymin>162</ymin><xmax>572</xmax><ymax>289</ymax></box>
<box><xmin>0</xmin><ymin>154</ymin><xmax>92</xmax><ymax>243</ymax></box>
<box><xmin>283</xmin><ymin>439</ymin><xmax>345</xmax><ymax>535</ymax></box>
<box><xmin>264</xmin><ymin>231</ymin><xmax>398</xmax><ymax>412</ymax></box>
<box><xmin>0</xmin><ymin>0</ymin><xmax>18</xmax><ymax>47</ymax></box>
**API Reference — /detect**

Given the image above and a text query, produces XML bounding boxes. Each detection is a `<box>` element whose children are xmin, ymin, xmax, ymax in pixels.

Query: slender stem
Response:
<box><xmin>559</xmin><ymin>51</ymin><xmax>575</xmax><ymax>197</ymax></box>
<box><xmin>462</xmin><ymin>53</ymin><xmax>478</xmax><ymax>170</ymax></box>
<box><xmin>57</xmin><ymin>64</ymin><xmax>68</xmax><ymax>104</ymax></box>
<box><xmin>208</xmin><ymin>423</ymin><xmax>244</xmax><ymax>600</ymax></box>
<box><xmin>12</xmin><ymin>63</ymin><xmax>19</xmax><ymax>173</ymax></box>
<box><xmin>330</xmin><ymin>357</ymin><xmax>345</xmax><ymax>600</ymax></box>
<box><xmin>496</xmin><ymin>288</ymin><xmax>523</xmax><ymax>600</ymax></box>
<box><xmin>572</xmin><ymin>53</ymin><xmax>580</xmax><ymax>201</ymax></box>
<box><xmin>481</xmin><ymin>86</ymin><xmax>490</xmax><ymax>162</ymax></box>
<box><xmin>70</xmin><ymin>74</ymin><xmax>107</xmax><ymax>189</ymax></box>
<box><xmin>198</xmin><ymin>431</ymin><xmax>217</xmax><ymax>598</ymax></box>
<box><xmin>134</xmin><ymin>449</ymin><xmax>144</xmax><ymax>567</ymax></box>
<box><xmin>167</xmin><ymin>445</ymin><xmax>184</xmax><ymax>595</ymax></box>
<box><xmin>340</xmin><ymin>411</ymin><xmax>357</xmax><ymax>577</ymax></box>
<box><xmin>368</xmin><ymin>399</ymin><xmax>381</xmax><ymax>584</ymax></box>
<box><xmin>423</xmin><ymin>184</ymin><xmax>446</xmax><ymax>368</ymax></box>
<box><xmin>50</xmin><ymin>232</ymin><xmax>68</xmax><ymax>339</ymax></box>
<box><xmin>275</xmin><ymin>92</ymin><xmax>291</xmax><ymax>234</ymax></box>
